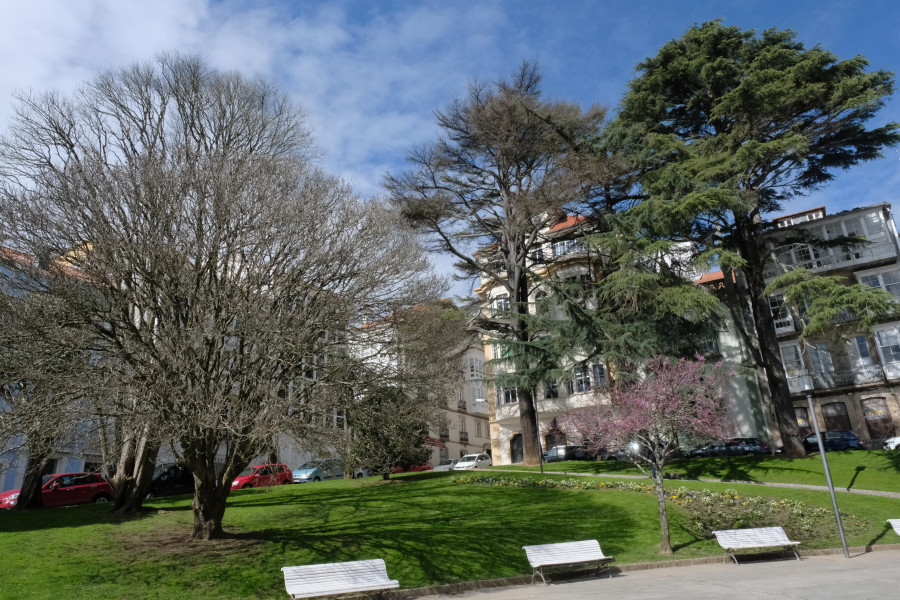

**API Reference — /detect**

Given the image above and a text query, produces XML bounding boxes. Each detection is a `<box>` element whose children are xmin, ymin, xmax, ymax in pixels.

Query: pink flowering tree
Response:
<box><xmin>564</xmin><ymin>356</ymin><xmax>734</xmax><ymax>554</ymax></box>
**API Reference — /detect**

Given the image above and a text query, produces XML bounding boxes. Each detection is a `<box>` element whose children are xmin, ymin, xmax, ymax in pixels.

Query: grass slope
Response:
<box><xmin>0</xmin><ymin>459</ymin><xmax>898</xmax><ymax>599</ymax></box>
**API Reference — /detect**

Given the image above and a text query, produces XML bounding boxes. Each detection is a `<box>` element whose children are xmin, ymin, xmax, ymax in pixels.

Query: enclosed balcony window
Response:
<box><xmin>490</xmin><ymin>294</ymin><xmax>510</xmax><ymax>317</ymax></box>
<box><xmin>552</xmin><ymin>238</ymin><xmax>584</xmax><ymax>257</ymax></box>
<box><xmin>860</xmin><ymin>269</ymin><xmax>900</xmax><ymax>299</ymax></box>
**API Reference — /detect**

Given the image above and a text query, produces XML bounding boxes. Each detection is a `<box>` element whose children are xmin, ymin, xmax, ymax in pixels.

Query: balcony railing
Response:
<box><xmin>439</xmin><ymin>429</ymin><xmax>450</xmax><ymax>439</ymax></box>
<box><xmin>457</xmin><ymin>400</ymin><xmax>467</xmax><ymax>412</ymax></box>
<box><xmin>764</xmin><ymin>242</ymin><xmax>898</xmax><ymax>282</ymax></box>
<box><xmin>459</xmin><ymin>431</ymin><xmax>469</xmax><ymax>442</ymax></box>
<box><xmin>788</xmin><ymin>365</ymin><xmax>885</xmax><ymax>392</ymax></box>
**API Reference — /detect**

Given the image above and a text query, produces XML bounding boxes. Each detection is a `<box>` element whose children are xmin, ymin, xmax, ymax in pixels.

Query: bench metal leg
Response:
<box><xmin>532</xmin><ymin>567</ymin><xmax>547</xmax><ymax>585</ymax></box>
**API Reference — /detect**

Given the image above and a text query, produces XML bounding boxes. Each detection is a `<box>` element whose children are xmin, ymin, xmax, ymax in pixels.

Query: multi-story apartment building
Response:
<box><xmin>762</xmin><ymin>203</ymin><xmax>900</xmax><ymax>445</ymax></box>
<box><xmin>423</xmin><ymin>345</ymin><xmax>491</xmax><ymax>465</ymax></box>
<box><xmin>476</xmin><ymin>215</ymin><xmax>612</xmax><ymax>465</ymax></box>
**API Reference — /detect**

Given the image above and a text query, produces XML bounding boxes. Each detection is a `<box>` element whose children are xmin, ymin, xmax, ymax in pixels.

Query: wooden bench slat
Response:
<box><xmin>712</xmin><ymin>527</ymin><xmax>800</xmax><ymax>565</ymax></box>
<box><xmin>522</xmin><ymin>540</ymin><xmax>614</xmax><ymax>584</ymax></box>
<box><xmin>888</xmin><ymin>519</ymin><xmax>900</xmax><ymax>536</ymax></box>
<box><xmin>281</xmin><ymin>559</ymin><xmax>399</xmax><ymax>599</ymax></box>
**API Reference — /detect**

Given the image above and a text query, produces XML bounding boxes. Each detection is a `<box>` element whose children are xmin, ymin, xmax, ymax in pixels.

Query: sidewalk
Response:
<box><xmin>415</xmin><ymin>549</ymin><xmax>900</xmax><ymax>600</ymax></box>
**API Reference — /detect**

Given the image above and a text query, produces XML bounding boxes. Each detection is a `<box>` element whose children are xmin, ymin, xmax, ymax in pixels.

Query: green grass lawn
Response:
<box><xmin>499</xmin><ymin>450</ymin><xmax>900</xmax><ymax>493</ymax></box>
<box><xmin>1</xmin><ymin>460</ymin><xmax>899</xmax><ymax>600</ymax></box>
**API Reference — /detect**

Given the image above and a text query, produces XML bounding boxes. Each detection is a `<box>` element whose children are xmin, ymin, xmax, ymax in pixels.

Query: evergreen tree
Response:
<box><xmin>610</xmin><ymin>20</ymin><xmax>900</xmax><ymax>456</ymax></box>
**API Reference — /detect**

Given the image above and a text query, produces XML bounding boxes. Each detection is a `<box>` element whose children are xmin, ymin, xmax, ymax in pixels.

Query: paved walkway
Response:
<box><xmin>416</xmin><ymin>549</ymin><xmax>900</xmax><ymax>600</ymax></box>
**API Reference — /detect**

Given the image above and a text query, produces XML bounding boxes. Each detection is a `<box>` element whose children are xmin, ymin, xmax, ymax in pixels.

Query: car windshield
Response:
<box><xmin>296</xmin><ymin>462</ymin><xmax>318</xmax><ymax>470</ymax></box>
<box><xmin>238</xmin><ymin>467</ymin><xmax>257</xmax><ymax>477</ymax></box>
<box><xmin>41</xmin><ymin>475</ymin><xmax>53</xmax><ymax>485</ymax></box>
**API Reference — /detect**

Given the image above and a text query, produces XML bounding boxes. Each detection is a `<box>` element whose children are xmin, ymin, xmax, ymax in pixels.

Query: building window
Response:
<box><xmin>592</xmin><ymin>364</ymin><xmax>606</xmax><ymax>387</ymax></box>
<box><xmin>475</xmin><ymin>420</ymin><xmax>483</xmax><ymax>437</ymax></box>
<box><xmin>459</xmin><ymin>417</ymin><xmax>467</xmax><ymax>433</ymax></box>
<box><xmin>769</xmin><ymin>294</ymin><xmax>792</xmax><ymax>330</ymax></box>
<box><xmin>875</xmin><ymin>327</ymin><xmax>900</xmax><ymax>363</ymax></box>
<box><xmin>860</xmin><ymin>269</ymin><xmax>900</xmax><ymax>299</ymax></box>
<box><xmin>573</xmin><ymin>365</ymin><xmax>591</xmax><ymax>393</ymax></box>
<box><xmin>335</xmin><ymin>409</ymin><xmax>346</xmax><ymax>430</ymax></box>
<box><xmin>809</xmin><ymin>343</ymin><xmax>835</xmax><ymax>375</ymax></box>
<box><xmin>491</xmin><ymin>294</ymin><xmax>510</xmax><ymax>316</ymax></box>
<box><xmin>847</xmin><ymin>336</ymin><xmax>874</xmax><ymax>368</ymax></box>
<box><xmin>821</xmin><ymin>402</ymin><xmax>851</xmax><ymax>431</ymax></box>
<box><xmin>780</xmin><ymin>344</ymin><xmax>804</xmax><ymax>376</ymax></box>
<box><xmin>552</xmin><ymin>238</ymin><xmax>583</xmax><ymax>257</ymax></box>
<box><xmin>497</xmin><ymin>385</ymin><xmax>517</xmax><ymax>404</ymax></box>
<box><xmin>544</xmin><ymin>378</ymin><xmax>559</xmax><ymax>398</ymax></box>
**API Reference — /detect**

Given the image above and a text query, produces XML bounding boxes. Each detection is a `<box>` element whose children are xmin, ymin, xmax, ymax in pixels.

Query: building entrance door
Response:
<box><xmin>510</xmin><ymin>434</ymin><xmax>523</xmax><ymax>464</ymax></box>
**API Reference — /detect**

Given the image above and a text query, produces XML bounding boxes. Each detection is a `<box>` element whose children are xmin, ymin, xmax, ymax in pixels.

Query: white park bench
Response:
<box><xmin>889</xmin><ymin>519</ymin><xmax>900</xmax><ymax>537</ymax></box>
<box><xmin>522</xmin><ymin>539</ymin><xmax>615</xmax><ymax>584</ymax></box>
<box><xmin>713</xmin><ymin>526</ymin><xmax>800</xmax><ymax>564</ymax></box>
<box><xmin>281</xmin><ymin>559</ymin><xmax>399</xmax><ymax>599</ymax></box>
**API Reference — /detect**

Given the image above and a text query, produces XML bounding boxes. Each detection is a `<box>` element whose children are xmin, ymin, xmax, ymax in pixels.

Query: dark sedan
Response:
<box><xmin>803</xmin><ymin>431</ymin><xmax>865</xmax><ymax>452</ymax></box>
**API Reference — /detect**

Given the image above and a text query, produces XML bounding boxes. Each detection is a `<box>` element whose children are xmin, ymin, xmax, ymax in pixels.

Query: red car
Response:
<box><xmin>0</xmin><ymin>472</ymin><xmax>114</xmax><ymax>509</ymax></box>
<box><xmin>231</xmin><ymin>464</ymin><xmax>292</xmax><ymax>489</ymax></box>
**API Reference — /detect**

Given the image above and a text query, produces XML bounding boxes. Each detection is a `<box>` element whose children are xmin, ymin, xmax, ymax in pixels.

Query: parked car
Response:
<box><xmin>433</xmin><ymin>459</ymin><xmax>459</xmax><ymax>471</ymax></box>
<box><xmin>231</xmin><ymin>464</ymin><xmax>292</xmax><ymax>489</ymax></box>
<box><xmin>0</xmin><ymin>472</ymin><xmax>114</xmax><ymax>509</ymax></box>
<box><xmin>146</xmin><ymin>463</ymin><xmax>194</xmax><ymax>498</ymax></box>
<box><xmin>883</xmin><ymin>436</ymin><xmax>900</xmax><ymax>451</ymax></box>
<box><xmin>454</xmin><ymin>453</ymin><xmax>492</xmax><ymax>470</ymax></box>
<box><xmin>726</xmin><ymin>438</ymin><xmax>770</xmax><ymax>455</ymax></box>
<box><xmin>688</xmin><ymin>442</ymin><xmax>728</xmax><ymax>458</ymax></box>
<box><xmin>292</xmin><ymin>459</ymin><xmax>367</xmax><ymax>483</ymax></box>
<box><xmin>803</xmin><ymin>431</ymin><xmax>865</xmax><ymax>452</ymax></box>
<box><xmin>544</xmin><ymin>445</ymin><xmax>594</xmax><ymax>462</ymax></box>
<box><xmin>599</xmin><ymin>446</ymin><xmax>639</xmax><ymax>461</ymax></box>
<box><xmin>688</xmin><ymin>438</ymin><xmax>769</xmax><ymax>458</ymax></box>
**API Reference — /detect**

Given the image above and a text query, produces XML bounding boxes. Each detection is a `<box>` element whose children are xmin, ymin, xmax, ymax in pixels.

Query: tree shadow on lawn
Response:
<box><xmin>675</xmin><ymin>455</ymin><xmax>822</xmax><ymax>483</ymax></box>
<box><xmin>200</xmin><ymin>483</ymin><xmax>648</xmax><ymax>588</ymax></box>
<box><xmin>0</xmin><ymin>501</ymin><xmax>160</xmax><ymax>533</ymax></box>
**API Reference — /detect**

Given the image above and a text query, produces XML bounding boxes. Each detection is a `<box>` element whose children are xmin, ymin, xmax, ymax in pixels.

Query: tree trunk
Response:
<box><xmin>517</xmin><ymin>387</ymin><xmax>541</xmax><ymax>465</ymax></box>
<box><xmin>190</xmin><ymin>475</ymin><xmax>230</xmax><ymax>540</ymax></box>
<box><xmin>735</xmin><ymin>212</ymin><xmax>806</xmax><ymax>458</ymax></box>
<box><xmin>13</xmin><ymin>442</ymin><xmax>53</xmax><ymax>510</ymax></box>
<box><xmin>652</xmin><ymin>465</ymin><xmax>672</xmax><ymax>555</ymax></box>
<box><xmin>110</xmin><ymin>423</ymin><xmax>160</xmax><ymax>514</ymax></box>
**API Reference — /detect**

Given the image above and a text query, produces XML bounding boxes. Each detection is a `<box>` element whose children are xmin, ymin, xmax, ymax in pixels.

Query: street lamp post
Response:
<box><xmin>804</xmin><ymin>384</ymin><xmax>850</xmax><ymax>558</ymax></box>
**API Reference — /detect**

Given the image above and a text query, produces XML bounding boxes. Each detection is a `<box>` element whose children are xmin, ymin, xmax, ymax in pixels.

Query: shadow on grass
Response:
<box><xmin>0</xmin><ymin>501</ymin><xmax>159</xmax><ymax>533</ymax></box>
<box><xmin>215</xmin><ymin>476</ymin><xmax>648</xmax><ymax>587</ymax></box>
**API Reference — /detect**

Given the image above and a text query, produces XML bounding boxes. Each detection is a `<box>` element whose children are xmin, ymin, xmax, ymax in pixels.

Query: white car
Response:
<box><xmin>883</xmin><ymin>436</ymin><xmax>900</xmax><ymax>451</ymax></box>
<box><xmin>454</xmin><ymin>453</ymin><xmax>492</xmax><ymax>470</ymax></box>
<box><xmin>433</xmin><ymin>459</ymin><xmax>458</xmax><ymax>471</ymax></box>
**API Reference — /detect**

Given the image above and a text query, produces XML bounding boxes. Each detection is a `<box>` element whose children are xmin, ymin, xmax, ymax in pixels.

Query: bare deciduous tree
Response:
<box><xmin>0</xmin><ymin>54</ymin><xmax>443</xmax><ymax>539</ymax></box>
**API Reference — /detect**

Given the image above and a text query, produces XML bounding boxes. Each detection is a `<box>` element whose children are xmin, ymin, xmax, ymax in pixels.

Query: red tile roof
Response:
<box><xmin>547</xmin><ymin>215</ymin><xmax>586</xmax><ymax>232</ymax></box>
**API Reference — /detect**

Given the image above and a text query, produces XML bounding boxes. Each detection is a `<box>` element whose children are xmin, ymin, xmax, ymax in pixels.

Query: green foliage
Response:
<box><xmin>669</xmin><ymin>487</ymin><xmax>869</xmax><ymax>540</ymax></box>
<box><xmin>453</xmin><ymin>475</ymin><xmax>870</xmax><ymax>541</ymax></box>
<box><xmin>766</xmin><ymin>268</ymin><xmax>898</xmax><ymax>341</ymax></box>
<box><xmin>348</xmin><ymin>386</ymin><xmax>432</xmax><ymax>476</ymax></box>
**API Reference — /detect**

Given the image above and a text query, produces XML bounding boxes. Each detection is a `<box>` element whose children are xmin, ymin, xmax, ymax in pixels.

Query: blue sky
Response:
<box><xmin>1</xmin><ymin>0</ymin><xmax>898</xmax><ymax>292</ymax></box>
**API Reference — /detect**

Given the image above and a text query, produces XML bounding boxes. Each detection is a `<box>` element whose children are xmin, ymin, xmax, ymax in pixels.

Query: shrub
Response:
<box><xmin>452</xmin><ymin>475</ymin><xmax>870</xmax><ymax>541</ymax></box>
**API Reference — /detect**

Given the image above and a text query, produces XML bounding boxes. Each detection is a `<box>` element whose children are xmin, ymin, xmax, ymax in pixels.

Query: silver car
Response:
<box><xmin>883</xmin><ymin>436</ymin><xmax>900</xmax><ymax>451</ymax></box>
<box><xmin>454</xmin><ymin>453</ymin><xmax>492</xmax><ymax>470</ymax></box>
<box><xmin>433</xmin><ymin>459</ymin><xmax>459</xmax><ymax>471</ymax></box>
